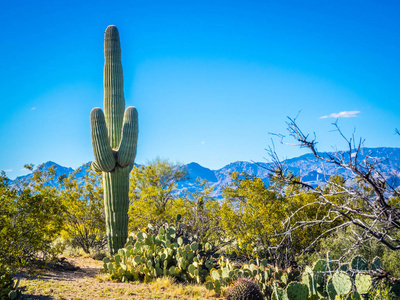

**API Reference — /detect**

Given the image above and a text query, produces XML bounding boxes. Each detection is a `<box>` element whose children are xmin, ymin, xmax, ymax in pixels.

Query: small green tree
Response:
<box><xmin>0</xmin><ymin>167</ymin><xmax>65</xmax><ymax>269</ymax></box>
<box><xmin>128</xmin><ymin>158</ymin><xmax>188</xmax><ymax>231</ymax></box>
<box><xmin>220</xmin><ymin>172</ymin><xmax>342</xmax><ymax>267</ymax></box>
<box><xmin>220</xmin><ymin>172</ymin><xmax>281</xmax><ymax>258</ymax></box>
<box><xmin>58</xmin><ymin>163</ymin><xmax>106</xmax><ymax>254</ymax></box>
<box><xmin>181</xmin><ymin>179</ymin><xmax>228</xmax><ymax>254</ymax></box>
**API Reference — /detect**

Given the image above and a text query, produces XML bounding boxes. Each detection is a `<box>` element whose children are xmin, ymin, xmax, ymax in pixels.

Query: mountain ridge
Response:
<box><xmin>11</xmin><ymin>147</ymin><xmax>400</xmax><ymax>199</ymax></box>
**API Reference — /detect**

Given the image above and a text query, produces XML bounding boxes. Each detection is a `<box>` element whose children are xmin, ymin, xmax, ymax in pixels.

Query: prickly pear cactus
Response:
<box><xmin>332</xmin><ymin>271</ymin><xmax>352</xmax><ymax>296</ymax></box>
<box><xmin>371</xmin><ymin>257</ymin><xmax>382</xmax><ymax>271</ymax></box>
<box><xmin>354</xmin><ymin>274</ymin><xmax>373</xmax><ymax>295</ymax></box>
<box><xmin>326</xmin><ymin>277</ymin><xmax>337</xmax><ymax>300</ymax></box>
<box><xmin>313</xmin><ymin>259</ymin><xmax>329</xmax><ymax>286</ymax></box>
<box><xmin>227</xmin><ymin>277</ymin><xmax>264</xmax><ymax>300</ymax></box>
<box><xmin>286</xmin><ymin>282</ymin><xmax>309</xmax><ymax>300</ymax></box>
<box><xmin>90</xmin><ymin>25</ymin><xmax>138</xmax><ymax>255</ymax></box>
<box><xmin>272</xmin><ymin>287</ymin><xmax>289</xmax><ymax>300</ymax></box>
<box><xmin>351</xmin><ymin>256</ymin><xmax>368</xmax><ymax>271</ymax></box>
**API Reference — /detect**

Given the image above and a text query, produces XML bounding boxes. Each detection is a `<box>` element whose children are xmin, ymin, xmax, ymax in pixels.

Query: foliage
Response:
<box><xmin>220</xmin><ymin>172</ymin><xmax>281</xmax><ymax>258</ymax></box>
<box><xmin>220</xmin><ymin>172</ymin><xmax>342</xmax><ymax>267</ymax></box>
<box><xmin>130</xmin><ymin>159</ymin><xmax>228</xmax><ymax>263</ymax></box>
<box><xmin>128</xmin><ymin>158</ymin><xmax>188</xmax><ymax>232</ymax></box>
<box><xmin>368</xmin><ymin>282</ymin><xmax>397</xmax><ymax>300</ymax></box>
<box><xmin>58</xmin><ymin>163</ymin><xmax>106</xmax><ymax>254</ymax></box>
<box><xmin>0</xmin><ymin>167</ymin><xmax>65</xmax><ymax>269</ymax></box>
<box><xmin>179</xmin><ymin>179</ymin><xmax>229</xmax><ymax>256</ymax></box>
<box><xmin>0</xmin><ymin>263</ymin><xmax>21</xmax><ymax>299</ymax></box>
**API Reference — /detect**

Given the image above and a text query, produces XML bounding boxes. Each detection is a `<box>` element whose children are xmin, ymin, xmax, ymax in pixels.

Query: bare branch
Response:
<box><xmin>265</xmin><ymin>117</ymin><xmax>400</xmax><ymax>257</ymax></box>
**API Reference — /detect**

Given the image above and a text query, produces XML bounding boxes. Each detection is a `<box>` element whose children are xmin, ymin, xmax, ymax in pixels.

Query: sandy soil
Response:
<box><xmin>17</xmin><ymin>257</ymin><xmax>218</xmax><ymax>300</ymax></box>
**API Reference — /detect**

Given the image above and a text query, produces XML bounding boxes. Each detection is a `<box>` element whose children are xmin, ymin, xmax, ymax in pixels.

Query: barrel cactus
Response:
<box><xmin>90</xmin><ymin>25</ymin><xmax>138</xmax><ymax>255</ymax></box>
<box><xmin>227</xmin><ymin>277</ymin><xmax>264</xmax><ymax>300</ymax></box>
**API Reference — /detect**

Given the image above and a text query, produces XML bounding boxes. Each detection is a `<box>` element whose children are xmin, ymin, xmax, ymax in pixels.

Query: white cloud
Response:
<box><xmin>4</xmin><ymin>169</ymin><xmax>12</xmax><ymax>172</ymax></box>
<box><xmin>201</xmin><ymin>141</ymin><xmax>205</xmax><ymax>144</ymax></box>
<box><xmin>320</xmin><ymin>111</ymin><xmax>360</xmax><ymax>119</ymax></box>
<box><xmin>31</xmin><ymin>107</ymin><xmax>37</xmax><ymax>110</ymax></box>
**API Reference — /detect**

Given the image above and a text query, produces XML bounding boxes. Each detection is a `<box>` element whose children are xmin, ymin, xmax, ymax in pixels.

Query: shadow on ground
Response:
<box><xmin>17</xmin><ymin>267</ymin><xmax>99</xmax><ymax>281</ymax></box>
<box><xmin>16</xmin><ymin>257</ymin><xmax>100</xmax><ymax>282</ymax></box>
<box><xmin>22</xmin><ymin>295</ymin><xmax>52</xmax><ymax>300</ymax></box>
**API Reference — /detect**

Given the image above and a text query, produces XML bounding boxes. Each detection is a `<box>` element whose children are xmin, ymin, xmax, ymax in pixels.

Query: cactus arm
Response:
<box><xmin>91</xmin><ymin>160</ymin><xmax>103</xmax><ymax>173</ymax></box>
<box><xmin>90</xmin><ymin>108</ymin><xmax>116</xmax><ymax>172</ymax></box>
<box><xmin>104</xmin><ymin>25</ymin><xmax>125</xmax><ymax>149</ymax></box>
<box><xmin>117</xmin><ymin>106</ymin><xmax>139</xmax><ymax>167</ymax></box>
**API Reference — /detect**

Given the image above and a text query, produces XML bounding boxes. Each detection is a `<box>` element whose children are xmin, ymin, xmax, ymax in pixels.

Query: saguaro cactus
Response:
<box><xmin>90</xmin><ymin>25</ymin><xmax>138</xmax><ymax>255</ymax></box>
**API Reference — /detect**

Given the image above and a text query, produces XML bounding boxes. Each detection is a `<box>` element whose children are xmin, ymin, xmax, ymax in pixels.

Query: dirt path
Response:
<box><xmin>18</xmin><ymin>257</ymin><xmax>219</xmax><ymax>300</ymax></box>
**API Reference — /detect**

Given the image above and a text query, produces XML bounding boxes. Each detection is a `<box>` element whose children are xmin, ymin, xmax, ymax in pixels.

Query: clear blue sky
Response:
<box><xmin>1</xmin><ymin>0</ymin><xmax>400</xmax><ymax>179</ymax></box>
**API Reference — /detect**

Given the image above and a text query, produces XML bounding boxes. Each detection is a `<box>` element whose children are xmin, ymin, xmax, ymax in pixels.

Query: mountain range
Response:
<box><xmin>12</xmin><ymin>147</ymin><xmax>400</xmax><ymax>199</ymax></box>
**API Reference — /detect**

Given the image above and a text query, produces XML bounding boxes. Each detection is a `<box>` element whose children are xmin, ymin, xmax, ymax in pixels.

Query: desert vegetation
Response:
<box><xmin>2</xmin><ymin>141</ymin><xmax>400</xmax><ymax>299</ymax></box>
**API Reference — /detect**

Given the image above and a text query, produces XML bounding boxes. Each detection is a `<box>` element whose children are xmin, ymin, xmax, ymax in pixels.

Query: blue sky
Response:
<box><xmin>1</xmin><ymin>0</ymin><xmax>400</xmax><ymax>179</ymax></box>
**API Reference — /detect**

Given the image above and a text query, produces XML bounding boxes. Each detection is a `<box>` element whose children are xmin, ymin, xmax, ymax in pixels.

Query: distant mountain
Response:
<box><xmin>11</xmin><ymin>147</ymin><xmax>400</xmax><ymax>199</ymax></box>
<box><xmin>280</xmin><ymin>147</ymin><xmax>400</xmax><ymax>187</ymax></box>
<box><xmin>183</xmin><ymin>147</ymin><xmax>400</xmax><ymax>198</ymax></box>
<box><xmin>14</xmin><ymin>161</ymin><xmax>74</xmax><ymax>187</ymax></box>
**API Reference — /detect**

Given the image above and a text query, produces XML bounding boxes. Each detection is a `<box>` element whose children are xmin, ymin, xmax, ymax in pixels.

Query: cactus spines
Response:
<box><xmin>90</xmin><ymin>25</ymin><xmax>139</xmax><ymax>255</ymax></box>
<box><xmin>227</xmin><ymin>277</ymin><xmax>264</xmax><ymax>300</ymax></box>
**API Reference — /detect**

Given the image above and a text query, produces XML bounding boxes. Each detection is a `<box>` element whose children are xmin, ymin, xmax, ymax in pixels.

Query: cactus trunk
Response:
<box><xmin>103</xmin><ymin>166</ymin><xmax>130</xmax><ymax>253</ymax></box>
<box><xmin>90</xmin><ymin>25</ymin><xmax>138</xmax><ymax>255</ymax></box>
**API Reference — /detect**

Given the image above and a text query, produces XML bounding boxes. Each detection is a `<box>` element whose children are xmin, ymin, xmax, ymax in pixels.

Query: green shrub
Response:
<box><xmin>0</xmin><ymin>263</ymin><xmax>20</xmax><ymax>300</ymax></box>
<box><xmin>0</xmin><ymin>169</ymin><xmax>65</xmax><ymax>270</ymax></box>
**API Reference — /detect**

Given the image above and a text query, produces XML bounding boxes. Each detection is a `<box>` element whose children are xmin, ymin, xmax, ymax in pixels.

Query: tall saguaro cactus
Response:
<box><xmin>90</xmin><ymin>25</ymin><xmax>138</xmax><ymax>255</ymax></box>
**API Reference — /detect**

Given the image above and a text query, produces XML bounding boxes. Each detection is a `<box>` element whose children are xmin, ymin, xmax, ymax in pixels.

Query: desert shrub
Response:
<box><xmin>128</xmin><ymin>160</ymin><xmax>226</xmax><ymax>254</ymax></box>
<box><xmin>220</xmin><ymin>172</ymin><xmax>343</xmax><ymax>267</ymax></box>
<box><xmin>0</xmin><ymin>170</ymin><xmax>65</xmax><ymax>270</ymax></box>
<box><xmin>0</xmin><ymin>263</ymin><xmax>20</xmax><ymax>299</ymax></box>
<box><xmin>62</xmin><ymin>245</ymin><xmax>84</xmax><ymax>257</ymax></box>
<box><xmin>58</xmin><ymin>163</ymin><xmax>106</xmax><ymax>254</ymax></box>
<box><xmin>128</xmin><ymin>159</ymin><xmax>188</xmax><ymax>232</ymax></box>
